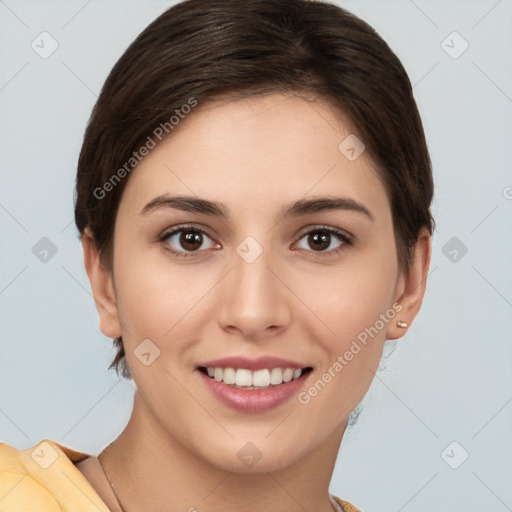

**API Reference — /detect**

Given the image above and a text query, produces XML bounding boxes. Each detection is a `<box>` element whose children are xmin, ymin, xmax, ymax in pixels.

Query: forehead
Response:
<box><xmin>119</xmin><ymin>93</ymin><xmax>390</xmax><ymax>219</ymax></box>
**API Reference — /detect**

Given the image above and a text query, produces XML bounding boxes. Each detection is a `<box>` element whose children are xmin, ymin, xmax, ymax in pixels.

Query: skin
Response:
<box><xmin>79</xmin><ymin>93</ymin><xmax>431</xmax><ymax>512</ymax></box>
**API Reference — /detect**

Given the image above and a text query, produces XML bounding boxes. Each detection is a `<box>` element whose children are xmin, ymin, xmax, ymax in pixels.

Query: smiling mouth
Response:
<box><xmin>198</xmin><ymin>366</ymin><xmax>313</xmax><ymax>390</ymax></box>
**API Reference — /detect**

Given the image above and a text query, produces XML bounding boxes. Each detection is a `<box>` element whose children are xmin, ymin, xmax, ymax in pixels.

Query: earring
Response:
<box><xmin>396</xmin><ymin>320</ymin><xmax>408</xmax><ymax>328</ymax></box>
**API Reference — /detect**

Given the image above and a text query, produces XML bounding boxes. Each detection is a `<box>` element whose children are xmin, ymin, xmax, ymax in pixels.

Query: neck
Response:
<box><xmin>101</xmin><ymin>391</ymin><xmax>347</xmax><ymax>512</ymax></box>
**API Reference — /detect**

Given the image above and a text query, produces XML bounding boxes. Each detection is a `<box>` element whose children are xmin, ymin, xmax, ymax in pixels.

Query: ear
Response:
<box><xmin>81</xmin><ymin>227</ymin><xmax>122</xmax><ymax>339</ymax></box>
<box><xmin>387</xmin><ymin>227</ymin><xmax>432</xmax><ymax>340</ymax></box>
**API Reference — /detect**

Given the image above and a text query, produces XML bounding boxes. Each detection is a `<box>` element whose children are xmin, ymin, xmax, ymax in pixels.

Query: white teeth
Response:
<box><xmin>213</xmin><ymin>367</ymin><xmax>223</xmax><ymax>382</ymax></box>
<box><xmin>270</xmin><ymin>368</ymin><xmax>283</xmax><ymax>385</ymax></box>
<box><xmin>204</xmin><ymin>366</ymin><xmax>307</xmax><ymax>387</ymax></box>
<box><xmin>235</xmin><ymin>368</ymin><xmax>252</xmax><ymax>386</ymax></box>
<box><xmin>282</xmin><ymin>368</ymin><xmax>294</xmax><ymax>383</ymax></box>
<box><xmin>252</xmin><ymin>369</ymin><xmax>270</xmax><ymax>387</ymax></box>
<box><xmin>223</xmin><ymin>367</ymin><xmax>236</xmax><ymax>385</ymax></box>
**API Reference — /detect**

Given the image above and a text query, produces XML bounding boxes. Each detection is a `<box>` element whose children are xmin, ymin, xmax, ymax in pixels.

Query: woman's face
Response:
<box><xmin>98</xmin><ymin>93</ymin><xmax>416</xmax><ymax>471</ymax></box>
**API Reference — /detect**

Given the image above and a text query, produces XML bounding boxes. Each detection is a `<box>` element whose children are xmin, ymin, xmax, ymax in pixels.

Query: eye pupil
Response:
<box><xmin>309</xmin><ymin>231</ymin><xmax>330</xmax><ymax>251</ymax></box>
<box><xmin>181</xmin><ymin>231</ymin><xmax>202</xmax><ymax>251</ymax></box>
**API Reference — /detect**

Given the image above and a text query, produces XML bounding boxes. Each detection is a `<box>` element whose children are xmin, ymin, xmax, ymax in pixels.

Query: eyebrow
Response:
<box><xmin>140</xmin><ymin>194</ymin><xmax>374</xmax><ymax>221</ymax></box>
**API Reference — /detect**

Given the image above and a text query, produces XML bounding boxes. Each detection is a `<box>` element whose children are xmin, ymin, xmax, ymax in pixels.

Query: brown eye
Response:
<box><xmin>295</xmin><ymin>227</ymin><xmax>351</xmax><ymax>255</ymax></box>
<box><xmin>161</xmin><ymin>227</ymin><xmax>217</xmax><ymax>256</ymax></box>
<box><xmin>307</xmin><ymin>231</ymin><xmax>331</xmax><ymax>251</ymax></box>
<box><xmin>180</xmin><ymin>231</ymin><xmax>203</xmax><ymax>251</ymax></box>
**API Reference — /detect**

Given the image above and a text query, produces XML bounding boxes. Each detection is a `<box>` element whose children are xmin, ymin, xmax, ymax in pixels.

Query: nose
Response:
<box><xmin>215</xmin><ymin>244</ymin><xmax>292</xmax><ymax>340</ymax></box>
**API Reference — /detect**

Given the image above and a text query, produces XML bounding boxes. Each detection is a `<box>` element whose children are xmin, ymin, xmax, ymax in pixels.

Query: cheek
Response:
<box><xmin>294</xmin><ymin>265</ymin><xmax>397</xmax><ymax>425</ymax></box>
<box><xmin>112</xmin><ymin>245</ymin><xmax>216</xmax><ymax>351</ymax></box>
<box><xmin>294</xmin><ymin>251</ymin><xmax>398</xmax><ymax>344</ymax></box>
<box><xmin>115</xmin><ymin>270</ymin><xmax>166</xmax><ymax>336</ymax></box>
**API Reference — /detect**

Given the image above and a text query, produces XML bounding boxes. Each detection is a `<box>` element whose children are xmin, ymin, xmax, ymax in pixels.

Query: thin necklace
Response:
<box><xmin>97</xmin><ymin>443</ymin><xmax>341</xmax><ymax>512</ymax></box>
<box><xmin>97</xmin><ymin>444</ymin><xmax>129</xmax><ymax>512</ymax></box>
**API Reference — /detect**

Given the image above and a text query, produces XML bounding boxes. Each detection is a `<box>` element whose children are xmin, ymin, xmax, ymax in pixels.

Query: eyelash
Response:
<box><xmin>158</xmin><ymin>223</ymin><xmax>353</xmax><ymax>259</ymax></box>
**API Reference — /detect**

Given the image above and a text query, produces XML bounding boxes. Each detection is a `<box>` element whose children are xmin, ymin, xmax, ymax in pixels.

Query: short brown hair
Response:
<box><xmin>74</xmin><ymin>0</ymin><xmax>434</xmax><ymax>380</ymax></box>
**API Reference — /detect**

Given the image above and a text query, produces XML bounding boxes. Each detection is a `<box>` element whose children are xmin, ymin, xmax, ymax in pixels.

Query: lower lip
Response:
<box><xmin>198</xmin><ymin>370</ymin><xmax>311</xmax><ymax>413</ymax></box>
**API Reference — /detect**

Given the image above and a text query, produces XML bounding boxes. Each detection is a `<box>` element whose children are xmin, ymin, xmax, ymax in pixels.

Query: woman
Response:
<box><xmin>0</xmin><ymin>0</ymin><xmax>433</xmax><ymax>510</ymax></box>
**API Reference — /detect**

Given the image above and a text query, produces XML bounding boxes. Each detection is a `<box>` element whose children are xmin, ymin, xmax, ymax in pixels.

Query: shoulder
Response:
<box><xmin>331</xmin><ymin>494</ymin><xmax>362</xmax><ymax>512</ymax></box>
<box><xmin>0</xmin><ymin>439</ymin><xmax>110</xmax><ymax>511</ymax></box>
<box><xmin>0</xmin><ymin>440</ymin><xmax>61</xmax><ymax>510</ymax></box>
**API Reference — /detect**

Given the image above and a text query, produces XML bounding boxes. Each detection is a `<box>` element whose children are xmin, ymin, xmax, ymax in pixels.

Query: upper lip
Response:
<box><xmin>198</xmin><ymin>356</ymin><xmax>309</xmax><ymax>371</ymax></box>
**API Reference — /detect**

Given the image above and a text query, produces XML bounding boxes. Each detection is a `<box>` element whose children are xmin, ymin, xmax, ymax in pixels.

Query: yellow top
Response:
<box><xmin>0</xmin><ymin>439</ymin><xmax>360</xmax><ymax>512</ymax></box>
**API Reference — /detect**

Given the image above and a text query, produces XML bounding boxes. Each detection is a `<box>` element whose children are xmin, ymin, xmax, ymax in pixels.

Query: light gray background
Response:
<box><xmin>1</xmin><ymin>1</ymin><xmax>511</xmax><ymax>511</ymax></box>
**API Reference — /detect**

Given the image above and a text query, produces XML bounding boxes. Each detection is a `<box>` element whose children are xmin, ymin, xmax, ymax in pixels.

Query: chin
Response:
<box><xmin>201</xmin><ymin>439</ymin><xmax>305</xmax><ymax>474</ymax></box>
